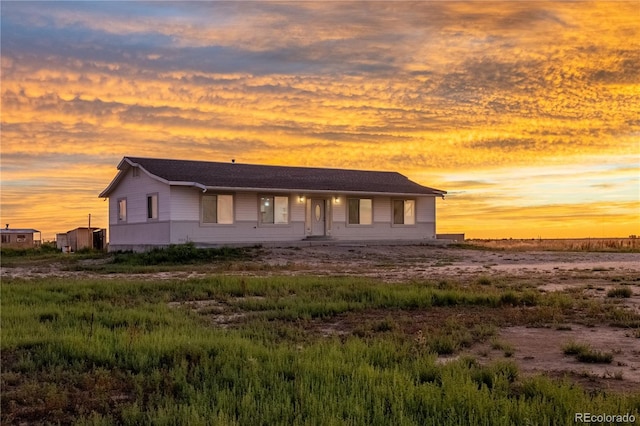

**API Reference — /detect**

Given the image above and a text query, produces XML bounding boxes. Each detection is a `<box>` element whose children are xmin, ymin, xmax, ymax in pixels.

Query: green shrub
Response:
<box><xmin>576</xmin><ymin>350</ymin><xmax>613</xmax><ymax>364</ymax></box>
<box><xmin>562</xmin><ymin>341</ymin><xmax>590</xmax><ymax>356</ymax></box>
<box><xmin>430</xmin><ymin>335</ymin><xmax>458</xmax><ymax>355</ymax></box>
<box><xmin>607</xmin><ymin>287</ymin><xmax>632</xmax><ymax>298</ymax></box>
<box><xmin>372</xmin><ymin>316</ymin><xmax>397</xmax><ymax>333</ymax></box>
<box><xmin>563</xmin><ymin>341</ymin><xmax>613</xmax><ymax>364</ymax></box>
<box><xmin>477</xmin><ymin>276</ymin><xmax>492</xmax><ymax>286</ymax></box>
<box><xmin>112</xmin><ymin>243</ymin><xmax>252</xmax><ymax>266</ymax></box>
<box><xmin>1</xmin><ymin>242</ymin><xmax>60</xmax><ymax>257</ymax></box>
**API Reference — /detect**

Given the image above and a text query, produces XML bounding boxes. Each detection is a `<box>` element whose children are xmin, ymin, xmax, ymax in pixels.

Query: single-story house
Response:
<box><xmin>57</xmin><ymin>227</ymin><xmax>106</xmax><ymax>252</ymax></box>
<box><xmin>99</xmin><ymin>157</ymin><xmax>446</xmax><ymax>251</ymax></box>
<box><xmin>0</xmin><ymin>225</ymin><xmax>41</xmax><ymax>248</ymax></box>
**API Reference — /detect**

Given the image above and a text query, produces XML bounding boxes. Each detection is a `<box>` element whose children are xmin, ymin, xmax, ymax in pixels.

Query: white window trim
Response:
<box><xmin>147</xmin><ymin>193</ymin><xmax>159</xmax><ymax>221</ymax></box>
<box><xmin>117</xmin><ymin>197</ymin><xmax>127</xmax><ymax>222</ymax></box>
<box><xmin>392</xmin><ymin>199</ymin><xmax>417</xmax><ymax>226</ymax></box>
<box><xmin>258</xmin><ymin>195</ymin><xmax>290</xmax><ymax>226</ymax></box>
<box><xmin>346</xmin><ymin>198</ymin><xmax>373</xmax><ymax>226</ymax></box>
<box><xmin>201</xmin><ymin>193</ymin><xmax>235</xmax><ymax>225</ymax></box>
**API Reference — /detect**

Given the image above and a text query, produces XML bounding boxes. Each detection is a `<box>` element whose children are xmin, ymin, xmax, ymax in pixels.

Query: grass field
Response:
<box><xmin>2</xmin><ymin>245</ymin><xmax>640</xmax><ymax>424</ymax></box>
<box><xmin>462</xmin><ymin>237</ymin><xmax>640</xmax><ymax>252</ymax></box>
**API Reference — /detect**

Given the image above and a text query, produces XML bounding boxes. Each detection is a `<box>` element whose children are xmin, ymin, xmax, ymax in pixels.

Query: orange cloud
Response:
<box><xmin>1</xmin><ymin>2</ymin><xmax>638</xmax><ymax>240</ymax></box>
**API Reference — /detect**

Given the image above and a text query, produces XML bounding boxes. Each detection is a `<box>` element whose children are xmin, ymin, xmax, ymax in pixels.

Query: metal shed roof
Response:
<box><xmin>0</xmin><ymin>228</ymin><xmax>39</xmax><ymax>234</ymax></box>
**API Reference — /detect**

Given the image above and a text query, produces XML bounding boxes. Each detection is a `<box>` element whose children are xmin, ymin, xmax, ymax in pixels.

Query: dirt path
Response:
<box><xmin>3</xmin><ymin>245</ymin><xmax>639</xmax><ymax>284</ymax></box>
<box><xmin>258</xmin><ymin>245</ymin><xmax>640</xmax><ymax>281</ymax></box>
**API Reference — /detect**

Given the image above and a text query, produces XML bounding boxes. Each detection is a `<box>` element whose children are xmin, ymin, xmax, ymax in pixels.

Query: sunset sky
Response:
<box><xmin>1</xmin><ymin>1</ymin><xmax>638</xmax><ymax>241</ymax></box>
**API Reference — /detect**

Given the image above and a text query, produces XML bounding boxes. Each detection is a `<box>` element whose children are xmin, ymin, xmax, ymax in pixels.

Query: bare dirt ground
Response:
<box><xmin>3</xmin><ymin>244</ymin><xmax>640</xmax><ymax>391</ymax></box>
<box><xmin>257</xmin><ymin>244</ymin><xmax>640</xmax><ymax>282</ymax></box>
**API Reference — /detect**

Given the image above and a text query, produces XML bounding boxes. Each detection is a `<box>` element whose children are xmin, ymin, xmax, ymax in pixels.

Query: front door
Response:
<box><xmin>311</xmin><ymin>199</ymin><xmax>326</xmax><ymax>236</ymax></box>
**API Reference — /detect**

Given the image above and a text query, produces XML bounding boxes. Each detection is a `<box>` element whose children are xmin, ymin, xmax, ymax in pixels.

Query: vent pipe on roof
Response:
<box><xmin>231</xmin><ymin>159</ymin><xmax>235</xmax><ymax>164</ymax></box>
<box><xmin>5</xmin><ymin>224</ymin><xmax>8</xmax><ymax>230</ymax></box>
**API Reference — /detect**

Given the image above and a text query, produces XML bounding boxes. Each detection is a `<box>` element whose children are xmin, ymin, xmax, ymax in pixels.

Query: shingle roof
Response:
<box><xmin>100</xmin><ymin>157</ymin><xmax>445</xmax><ymax>197</ymax></box>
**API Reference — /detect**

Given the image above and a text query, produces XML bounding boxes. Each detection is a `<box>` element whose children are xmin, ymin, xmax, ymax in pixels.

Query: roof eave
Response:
<box><xmin>99</xmin><ymin>157</ymin><xmax>172</xmax><ymax>198</ymax></box>
<box><xmin>195</xmin><ymin>185</ymin><xmax>444</xmax><ymax>197</ymax></box>
<box><xmin>98</xmin><ymin>170</ymin><xmax>125</xmax><ymax>197</ymax></box>
<box><xmin>100</xmin><ymin>156</ymin><xmax>447</xmax><ymax>198</ymax></box>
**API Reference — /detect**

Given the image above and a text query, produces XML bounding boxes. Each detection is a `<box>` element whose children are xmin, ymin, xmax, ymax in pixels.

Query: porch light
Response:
<box><xmin>334</xmin><ymin>196</ymin><xmax>340</xmax><ymax>204</ymax></box>
<box><xmin>298</xmin><ymin>195</ymin><xmax>305</xmax><ymax>203</ymax></box>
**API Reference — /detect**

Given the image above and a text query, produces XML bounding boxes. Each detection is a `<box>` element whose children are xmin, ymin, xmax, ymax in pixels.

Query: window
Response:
<box><xmin>1</xmin><ymin>235</ymin><xmax>9</xmax><ymax>243</ymax></box>
<box><xmin>260</xmin><ymin>196</ymin><xmax>288</xmax><ymax>224</ymax></box>
<box><xmin>393</xmin><ymin>200</ymin><xmax>415</xmax><ymax>225</ymax></box>
<box><xmin>348</xmin><ymin>198</ymin><xmax>372</xmax><ymax>225</ymax></box>
<box><xmin>147</xmin><ymin>194</ymin><xmax>158</xmax><ymax>219</ymax></box>
<box><xmin>202</xmin><ymin>194</ymin><xmax>233</xmax><ymax>224</ymax></box>
<box><xmin>118</xmin><ymin>198</ymin><xmax>127</xmax><ymax>222</ymax></box>
<box><xmin>16</xmin><ymin>235</ymin><xmax>26</xmax><ymax>242</ymax></box>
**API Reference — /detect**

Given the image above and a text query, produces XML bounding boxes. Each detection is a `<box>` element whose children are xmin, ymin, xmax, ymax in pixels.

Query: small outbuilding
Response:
<box><xmin>58</xmin><ymin>227</ymin><xmax>107</xmax><ymax>252</ymax></box>
<box><xmin>0</xmin><ymin>225</ymin><xmax>41</xmax><ymax>249</ymax></box>
<box><xmin>56</xmin><ymin>233</ymin><xmax>69</xmax><ymax>251</ymax></box>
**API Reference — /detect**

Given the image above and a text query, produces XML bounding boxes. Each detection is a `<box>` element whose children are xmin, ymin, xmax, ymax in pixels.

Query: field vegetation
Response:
<box><xmin>562</xmin><ymin>341</ymin><xmax>614</xmax><ymax>364</ymax></box>
<box><xmin>461</xmin><ymin>237</ymin><xmax>640</xmax><ymax>252</ymax></box>
<box><xmin>2</xmin><ymin>252</ymin><xmax>640</xmax><ymax>424</ymax></box>
<box><xmin>0</xmin><ymin>243</ymin><xmax>258</xmax><ymax>274</ymax></box>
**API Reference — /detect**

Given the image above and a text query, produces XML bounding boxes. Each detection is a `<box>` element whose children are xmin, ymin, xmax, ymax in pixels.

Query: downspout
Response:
<box><xmin>192</xmin><ymin>182</ymin><xmax>207</xmax><ymax>193</ymax></box>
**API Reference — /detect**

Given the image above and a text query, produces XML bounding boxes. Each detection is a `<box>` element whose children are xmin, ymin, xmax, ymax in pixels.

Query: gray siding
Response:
<box><xmin>329</xmin><ymin>195</ymin><xmax>436</xmax><ymax>240</ymax></box>
<box><xmin>107</xmin><ymin>172</ymin><xmax>439</xmax><ymax>249</ymax></box>
<box><xmin>170</xmin><ymin>221</ymin><xmax>307</xmax><ymax>245</ymax></box>
<box><xmin>108</xmin><ymin>167</ymin><xmax>171</xmax><ymax>224</ymax></box>
<box><xmin>290</xmin><ymin>197</ymin><xmax>306</xmax><ymax>222</ymax></box>
<box><xmin>110</xmin><ymin>221</ymin><xmax>171</xmax><ymax>246</ymax></box>
<box><xmin>169</xmin><ymin>192</ymin><xmax>307</xmax><ymax>244</ymax></box>
<box><xmin>107</xmin><ymin>169</ymin><xmax>172</xmax><ymax>248</ymax></box>
<box><xmin>417</xmin><ymin>197</ymin><xmax>435</xmax><ymax>222</ymax></box>
<box><xmin>331</xmin><ymin>221</ymin><xmax>436</xmax><ymax>240</ymax></box>
<box><xmin>170</xmin><ymin>186</ymin><xmax>200</xmax><ymax>221</ymax></box>
<box><xmin>373</xmin><ymin>197</ymin><xmax>391</xmax><ymax>222</ymax></box>
<box><xmin>236</xmin><ymin>192</ymin><xmax>258</xmax><ymax>221</ymax></box>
